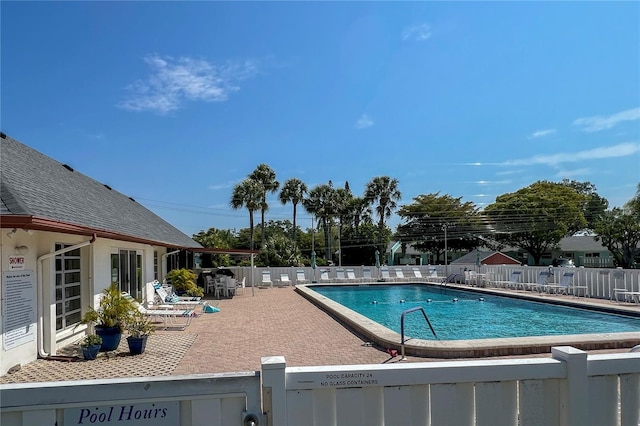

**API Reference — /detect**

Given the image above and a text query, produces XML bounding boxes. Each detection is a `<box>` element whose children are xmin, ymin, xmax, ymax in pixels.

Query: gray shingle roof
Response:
<box><xmin>1</xmin><ymin>134</ymin><xmax>201</xmax><ymax>248</ymax></box>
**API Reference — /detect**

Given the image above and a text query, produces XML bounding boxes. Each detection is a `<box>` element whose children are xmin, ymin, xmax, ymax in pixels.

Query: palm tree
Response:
<box><xmin>249</xmin><ymin>164</ymin><xmax>279</xmax><ymax>248</ymax></box>
<box><xmin>364</xmin><ymin>176</ymin><xmax>402</xmax><ymax>253</ymax></box>
<box><xmin>279</xmin><ymin>178</ymin><xmax>308</xmax><ymax>241</ymax></box>
<box><xmin>230</xmin><ymin>178</ymin><xmax>263</xmax><ymax>251</ymax></box>
<box><xmin>303</xmin><ymin>183</ymin><xmax>337</xmax><ymax>260</ymax></box>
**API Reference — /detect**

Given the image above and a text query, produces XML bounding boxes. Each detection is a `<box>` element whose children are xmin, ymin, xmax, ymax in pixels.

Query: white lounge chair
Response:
<box><xmin>393</xmin><ymin>268</ymin><xmax>403</xmax><ymax>281</ymax></box>
<box><xmin>544</xmin><ymin>271</ymin><xmax>574</xmax><ymax>295</ymax></box>
<box><xmin>611</xmin><ymin>271</ymin><xmax>639</xmax><ymax>303</ymax></box>
<box><xmin>521</xmin><ymin>271</ymin><xmax>550</xmax><ymax>293</ymax></box>
<box><xmin>336</xmin><ymin>268</ymin><xmax>346</xmax><ymax>282</ymax></box>
<box><xmin>490</xmin><ymin>270</ymin><xmax>522</xmax><ymax>289</ymax></box>
<box><xmin>152</xmin><ymin>282</ymin><xmax>206</xmax><ymax>310</ymax></box>
<box><xmin>261</xmin><ymin>270</ymin><xmax>273</xmax><ymax>288</ymax></box>
<box><xmin>277</xmin><ymin>273</ymin><xmax>292</xmax><ymax>287</ymax></box>
<box><xmin>412</xmin><ymin>267</ymin><xmax>427</xmax><ymax>281</ymax></box>
<box><xmin>319</xmin><ymin>269</ymin><xmax>330</xmax><ymax>281</ymax></box>
<box><xmin>380</xmin><ymin>266</ymin><xmax>391</xmax><ymax>281</ymax></box>
<box><xmin>346</xmin><ymin>268</ymin><xmax>357</xmax><ymax>281</ymax></box>
<box><xmin>426</xmin><ymin>266</ymin><xmax>446</xmax><ymax>283</ymax></box>
<box><xmin>295</xmin><ymin>270</ymin><xmax>310</xmax><ymax>284</ymax></box>
<box><xmin>124</xmin><ymin>292</ymin><xmax>195</xmax><ymax>330</ymax></box>
<box><xmin>362</xmin><ymin>267</ymin><xmax>373</xmax><ymax>282</ymax></box>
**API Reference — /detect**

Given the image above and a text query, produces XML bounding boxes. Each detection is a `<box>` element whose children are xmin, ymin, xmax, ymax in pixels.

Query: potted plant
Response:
<box><xmin>166</xmin><ymin>268</ymin><xmax>203</xmax><ymax>297</ymax></box>
<box><xmin>81</xmin><ymin>283</ymin><xmax>136</xmax><ymax>352</ymax></box>
<box><xmin>80</xmin><ymin>334</ymin><xmax>103</xmax><ymax>360</ymax></box>
<box><xmin>124</xmin><ymin>310</ymin><xmax>155</xmax><ymax>355</ymax></box>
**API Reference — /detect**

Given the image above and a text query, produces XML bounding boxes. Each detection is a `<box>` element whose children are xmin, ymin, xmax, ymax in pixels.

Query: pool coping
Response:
<box><xmin>295</xmin><ymin>282</ymin><xmax>640</xmax><ymax>358</ymax></box>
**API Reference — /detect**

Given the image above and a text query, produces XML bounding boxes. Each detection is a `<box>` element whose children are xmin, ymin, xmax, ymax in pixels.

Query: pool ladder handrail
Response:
<box><xmin>400</xmin><ymin>307</ymin><xmax>438</xmax><ymax>360</ymax></box>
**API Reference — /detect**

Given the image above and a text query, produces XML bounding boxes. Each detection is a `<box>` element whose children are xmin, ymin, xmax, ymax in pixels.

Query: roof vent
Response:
<box><xmin>62</xmin><ymin>164</ymin><xmax>74</xmax><ymax>172</ymax></box>
<box><xmin>129</xmin><ymin>197</ymin><xmax>136</xmax><ymax>202</ymax></box>
<box><xmin>0</xmin><ymin>132</ymin><xmax>6</xmax><ymax>139</ymax></box>
<box><xmin>103</xmin><ymin>184</ymin><xmax>112</xmax><ymax>190</ymax></box>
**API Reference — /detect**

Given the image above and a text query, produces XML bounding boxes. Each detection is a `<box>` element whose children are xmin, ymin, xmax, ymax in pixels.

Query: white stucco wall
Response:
<box><xmin>1</xmin><ymin>229</ymin><xmax>164</xmax><ymax>376</ymax></box>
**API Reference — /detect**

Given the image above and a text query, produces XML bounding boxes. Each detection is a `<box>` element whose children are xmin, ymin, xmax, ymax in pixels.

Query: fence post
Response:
<box><xmin>261</xmin><ymin>356</ymin><xmax>287</xmax><ymax>426</ymax></box>
<box><xmin>552</xmin><ymin>346</ymin><xmax>587</xmax><ymax>426</ymax></box>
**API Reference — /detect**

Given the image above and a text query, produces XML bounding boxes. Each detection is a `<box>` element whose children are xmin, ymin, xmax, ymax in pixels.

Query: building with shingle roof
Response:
<box><xmin>1</xmin><ymin>133</ymin><xmax>202</xmax><ymax>375</ymax></box>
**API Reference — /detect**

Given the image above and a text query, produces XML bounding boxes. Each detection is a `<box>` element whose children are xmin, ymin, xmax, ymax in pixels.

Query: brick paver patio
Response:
<box><xmin>1</xmin><ymin>285</ymin><xmax>638</xmax><ymax>384</ymax></box>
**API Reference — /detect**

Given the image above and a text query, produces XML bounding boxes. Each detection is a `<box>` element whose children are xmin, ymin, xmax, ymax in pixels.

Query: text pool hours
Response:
<box><xmin>320</xmin><ymin>372</ymin><xmax>378</xmax><ymax>387</ymax></box>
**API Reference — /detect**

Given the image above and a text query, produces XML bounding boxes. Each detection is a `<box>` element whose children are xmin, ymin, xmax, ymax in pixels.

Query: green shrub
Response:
<box><xmin>166</xmin><ymin>268</ymin><xmax>203</xmax><ymax>297</ymax></box>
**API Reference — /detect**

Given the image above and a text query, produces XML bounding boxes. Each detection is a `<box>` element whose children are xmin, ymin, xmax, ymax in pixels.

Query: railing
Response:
<box><xmin>400</xmin><ymin>307</ymin><xmax>438</xmax><ymax>360</ymax></box>
<box><xmin>2</xmin><ymin>347</ymin><xmax>639</xmax><ymax>425</ymax></box>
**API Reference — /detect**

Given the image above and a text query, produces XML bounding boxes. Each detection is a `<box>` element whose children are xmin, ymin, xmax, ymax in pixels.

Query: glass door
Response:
<box><xmin>111</xmin><ymin>249</ymin><xmax>142</xmax><ymax>299</ymax></box>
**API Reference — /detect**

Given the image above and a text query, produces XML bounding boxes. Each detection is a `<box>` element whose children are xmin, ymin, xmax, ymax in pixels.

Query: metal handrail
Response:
<box><xmin>400</xmin><ymin>307</ymin><xmax>438</xmax><ymax>360</ymax></box>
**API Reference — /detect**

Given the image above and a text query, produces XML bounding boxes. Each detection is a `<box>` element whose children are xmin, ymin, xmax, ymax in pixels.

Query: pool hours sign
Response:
<box><xmin>64</xmin><ymin>402</ymin><xmax>179</xmax><ymax>425</ymax></box>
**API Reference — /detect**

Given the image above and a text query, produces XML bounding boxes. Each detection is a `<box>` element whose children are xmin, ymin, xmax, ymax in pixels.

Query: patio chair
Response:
<box><xmin>225</xmin><ymin>277</ymin><xmax>237</xmax><ymax>296</ymax></box>
<box><xmin>380</xmin><ymin>266</ymin><xmax>391</xmax><ymax>281</ymax></box>
<box><xmin>393</xmin><ymin>268</ymin><xmax>407</xmax><ymax>281</ymax></box>
<box><xmin>336</xmin><ymin>268</ymin><xmax>346</xmax><ymax>282</ymax></box>
<box><xmin>295</xmin><ymin>270</ymin><xmax>310</xmax><ymax>284</ymax></box>
<box><xmin>152</xmin><ymin>282</ymin><xmax>206</xmax><ymax>310</ymax></box>
<box><xmin>236</xmin><ymin>277</ymin><xmax>246</xmax><ymax>295</ymax></box>
<box><xmin>319</xmin><ymin>269</ymin><xmax>330</xmax><ymax>281</ymax></box>
<box><xmin>260</xmin><ymin>270</ymin><xmax>273</xmax><ymax>288</ymax></box>
<box><xmin>277</xmin><ymin>273</ymin><xmax>292</xmax><ymax>287</ymax></box>
<box><xmin>521</xmin><ymin>270</ymin><xmax>550</xmax><ymax>293</ymax></box>
<box><xmin>426</xmin><ymin>266</ymin><xmax>445</xmax><ymax>283</ymax></box>
<box><xmin>461</xmin><ymin>271</ymin><xmax>474</xmax><ymax>286</ymax></box>
<box><xmin>123</xmin><ymin>292</ymin><xmax>195</xmax><ymax>330</ymax></box>
<box><xmin>544</xmin><ymin>271</ymin><xmax>574</xmax><ymax>295</ymax></box>
<box><xmin>362</xmin><ymin>267</ymin><xmax>373</xmax><ymax>282</ymax></box>
<box><xmin>412</xmin><ymin>267</ymin><xmax>427</xmax><ymax>281</ymax></box>
<box><xmin>611</xmin><ymin>271</ymin><xmax>639</xmax><ymax>303</ymax></box>
<box><xmin>490</xmin><ymin>270</ymin><xmax>522</xmax><ymax>289</ymax></box>
<box><xmin>345</xmin><ymin>268</ymin><xmax>357</xmax><ymax>281</ymax></box>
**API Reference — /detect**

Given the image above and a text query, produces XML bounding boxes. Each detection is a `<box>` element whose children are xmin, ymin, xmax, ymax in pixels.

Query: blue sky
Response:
<box><xmin>2</xmin><ymin>1</ymin><xmax>639</xmax><ymax>237</ymax></box>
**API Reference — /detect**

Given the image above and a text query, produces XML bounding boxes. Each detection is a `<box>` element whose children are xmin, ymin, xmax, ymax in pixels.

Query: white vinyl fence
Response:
<box><xmin>227</xmin><ymin>265</ymin><xmax>640</xmax><ymax>302</ymax></box>
<box><xmin>4</xmin><ymin>347</ymin><xmax>637</xmax><ymax>426</ymax></box>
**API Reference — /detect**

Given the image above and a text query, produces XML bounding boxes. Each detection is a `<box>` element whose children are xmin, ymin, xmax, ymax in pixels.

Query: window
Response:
<box><xmin>55</xmin><ymin>243</ymin><xmax>82</xmax><ymax>331</ymax></box>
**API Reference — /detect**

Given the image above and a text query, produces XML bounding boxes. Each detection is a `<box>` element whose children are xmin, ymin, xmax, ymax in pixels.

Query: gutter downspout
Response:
<box><xmin>161</xmin><ymin>249</ymin><xmax>181</xmax><ymax>282</ymax></box>
<box><xmin>37</xmin><ymin>234</ymin><xmax>96</xmax><ymax>358</ymax></box>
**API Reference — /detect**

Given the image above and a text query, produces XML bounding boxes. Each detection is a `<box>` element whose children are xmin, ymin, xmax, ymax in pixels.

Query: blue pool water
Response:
<box><xmin>312</xmin><ymin>284</ymin><xmax>640</xmax><ymax>340</ymax></box>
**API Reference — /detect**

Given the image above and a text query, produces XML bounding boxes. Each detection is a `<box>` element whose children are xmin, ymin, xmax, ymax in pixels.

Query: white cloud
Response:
<box><xmin>555</xmin><ymin>168</ymin><xmax>591</xmax><ymax>179</ymax></box>
<box><xmin>572</xmin><ymin>107</ymin><xmax>640</xmax><ymax>132</ymax></box>
<box><xmin>402</xmin><ymin>24</ymin><xmax>432</xmax><ymax>41</ymax></box>
<box><xmin>502</xmin><ymin>142</ymin><xmax>639</xmax><ymax>166</ymax></box>
<box><xmin>119</xmin><ymin>54</ymin><xmax>259</xmax><ymax>114</ymax></box>
<box><xmin>209</xmin><ymin>180</ymin><xmax>240</xmax><ymax>190</ymax></box>
<box><xmin>529</xmin><ymin>129</ymin><xmax>556</xmax><ymax>139</ymax></box>
<box><xmin>355</xmin><ymin>114</ymin><xmax>374</xmax><ymax>129</ymax></box>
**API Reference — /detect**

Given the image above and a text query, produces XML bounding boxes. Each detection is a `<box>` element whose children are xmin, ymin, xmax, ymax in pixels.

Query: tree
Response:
<box><xmin>192</xmin><ymin>228</ymin><xmax>236</xmax><ymax>267</ymax></box>
<box><xmin>484</xmin><ymin>181</ymin><xmax>587</xmax><ymax>265</ymax></box>
<box><xmin>260</xmin><ymin>233</ymin><xmax>303</xmax><ymax>267</ymax></box>
<box><xmin>279</xmin><ymin>178</ymin><xmax>307</xmax><ymax>241</ymax></box>
<box><xmin>396</xmin><ymin>193</ymin><xmax>479</xmax><ymax>263</ymax></box>
<box><xmin>249</xmin><ymin>164</ymin><xmax>280</xmax><ymax>248</ymax></box>
<box><xmin>303</xmin><ymin>183</ymin><xmax>338</xmax><ymax>260</ymax></box>
<box><xmin>594</xmin><ymin>185</ymin><xmax>640</xmax><ymax>268</ymax></box>
<box><xmin>364</xmin><ymin>176</ymin><xmax>401</xmax><ymax>254</ymax></box>
<box><xmin>560</xmin><ymin>179</ymin><xmax>609</xmax><ymax>229</ymax></box>
<box><xmin>230</xmin><ymin>178</ymin><xmax>263</xmax><ymax>251</ymax></box>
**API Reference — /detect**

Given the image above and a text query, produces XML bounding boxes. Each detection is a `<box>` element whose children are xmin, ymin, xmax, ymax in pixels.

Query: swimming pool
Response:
<box><xmin>296</xmin><ymin>283</ymin><xmax>640</xmax><ymax>357</ymax></box>
<box><xmin>311</xmin><ymin>284</ymin><xmax>640</xmax><ymax>340</ymax></box>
